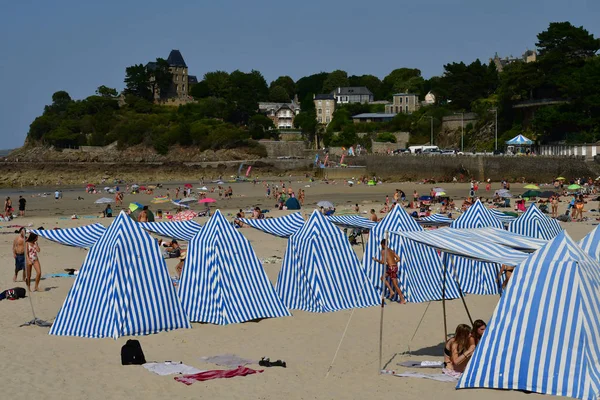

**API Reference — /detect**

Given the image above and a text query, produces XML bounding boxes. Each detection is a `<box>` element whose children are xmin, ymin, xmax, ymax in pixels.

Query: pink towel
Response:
<box><xmin>174</xmin><ymin>366</ymin><xmax>263</xmax><ymax>385</ymax></box>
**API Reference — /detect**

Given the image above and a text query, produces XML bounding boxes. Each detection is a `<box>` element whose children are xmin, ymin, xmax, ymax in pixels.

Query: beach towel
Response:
<box><xmin>199</xmin><ymin>354</ymin><xmax>255</xmax><ymax>367</ymax></box>
<box><xmin>174</xmin><ymin>366</ymin><xmax>263</xmax><ymax>385</ymax></box>
<box><xmin>42</xmin><ymin>273</ymin><xmax>76</xmax><ymax>279</ymax></box>
<box><xmin>393</xmin><ymin>371</ymin><xmax>459</xmax><ymax>382</ymax></box>
<box><xmin>398</xmin><ymin>360</ymin><xmax>443</xmax><ymax>368</ymax></box>
<box><xmin>143</xmin><ymin>362</ymin><xmax>204</xmax><ymax>376</ymax></box>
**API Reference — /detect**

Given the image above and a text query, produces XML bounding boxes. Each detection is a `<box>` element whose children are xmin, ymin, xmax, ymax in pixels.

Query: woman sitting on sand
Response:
<box><xmin>443</xmin><ymin>324</ymin><xmax>475</xmax><ymax>375</ymax></box>
<box><xmin>471</xmin><ymin>320</ymin><xmax>487</xmax><ymax>346</ymax></box>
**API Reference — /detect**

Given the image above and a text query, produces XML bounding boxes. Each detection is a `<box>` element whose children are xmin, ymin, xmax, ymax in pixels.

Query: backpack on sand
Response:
<box><xmin>121</xmin><ymin>339</ymin><xmax>146</xmax><ymax>365</ymax></box>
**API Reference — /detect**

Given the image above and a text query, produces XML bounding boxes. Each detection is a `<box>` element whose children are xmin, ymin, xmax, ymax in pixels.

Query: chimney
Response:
<box><xmin>338</xmin><ymin>87</ymin><xmax>341</xmax><ymax>94</ymax></box>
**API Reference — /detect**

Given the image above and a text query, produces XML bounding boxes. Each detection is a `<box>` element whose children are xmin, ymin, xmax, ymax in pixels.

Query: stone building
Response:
<box><xmin>314</xmin><ymin>94</ymin><xmax>336</xmax><ymax>125</ymax></box>
<box><xmin>258</xmin><ymin>101</ymin><xmax>301</xmax><ymax>129</ymax></box>
<box><xmin>384</xmin><ymin>93</ymin><xmax>420</xmax><ymax>114</ymax></box>
<box><xmin>490</xmin><ymin>50</ymin><xmax>537</xmax><ymax>72</ymax></box>
<box><xmin>147</xmin><ymin>50</ymin><xmax>198</xmax><ymax>101</ymax></box>
<box><xmin>331</xmin><ymin>86</ymin><xmax>373</xmax><ymax>104</ymax></box>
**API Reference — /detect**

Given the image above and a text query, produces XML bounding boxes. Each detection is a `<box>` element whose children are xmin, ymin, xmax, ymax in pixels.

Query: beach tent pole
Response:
<box><xmin>360</xmin><ymin>231</ymin><xmax>365</xmax><ymax>253</ymax></box>
<box><xmin>378</xmin><ymin>230</ymin><xmax>389</xmax><ymax>374</ymax></box>
<box><xmin>448</xmin><ymin>256</ymin><xmax>473</xmax><ymax>326</ymax></box>
<box><xmin>20</xmin><ymin>230</ymin><xmax>51</xmax><ymax>327</ymax></box>
<box><xmin>441</xmin><ymin>254</ymin><xmax>448</xmax><ymax>344</ymax></box>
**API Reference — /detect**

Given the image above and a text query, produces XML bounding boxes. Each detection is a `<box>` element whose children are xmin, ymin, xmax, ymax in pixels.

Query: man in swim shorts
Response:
<box><xmin>12</xmin><ymin>227</ymin><xmax>26</xmax><ymax>282</ymax></box>
<box><xmin>372</xmin><ymin>239</ymin><xmax>406</xmax><ymax>304</ymax></box>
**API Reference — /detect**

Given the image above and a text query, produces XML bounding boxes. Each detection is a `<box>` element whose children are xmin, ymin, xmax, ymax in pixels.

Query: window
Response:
<box><xmin>176</xmin><ymin>85</ymin><xmax>179</xmax><ymax>91</ymax></box>
<box><xmin>182</xmin><ymin>84</ymin><xmax>185</xmax><ymax>91</ymax></box>
<box><xmin>405</xmin><ymin>105</ymin><xmax>409</xmax><ymax>113</ymax></box>
<box><xmin>318</xmin><ymin>109</ymin><xmax>322</xmax><ymax>114</ymax></box>
<box><xmin>326</xmin><ymin>109</ymin><xmax>330</xmax><ymax>115</ymax></box>
<box><xmin>395</xmin><ymin>106</ymin><xmax>399</xmax><ymax>113</ymax></box>
<box><xmin>399</xmin><ymin>97</ymin><xmax>403</xmax><ymax>104</ymax></box>
<box><xmin>405</xmin><ymin>97</ymin><xmax>409</xmax><ymax>104</ymax></box>
<box><xmin>326</xmin><ymin>116</ymin><xmax>330</xmax><ymax>123</ymax></box>
<box><xmin>318</xmin><ymin>117</ymin><xmax>322</xmax><ymax>123</ymax></box>
<box><xmin>175</xmin><ymin>75</ymin><xmax>179</xmax><ymax>81</ymax></box>
<box><xmin>318</xmin><ymin>100</ymin><xmax>322</xmax><ymax>106</ymax></box>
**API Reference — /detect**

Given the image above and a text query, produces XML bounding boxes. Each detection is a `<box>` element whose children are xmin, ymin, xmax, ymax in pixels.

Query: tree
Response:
<box><xmin>190</xmin><ymin>80</ymin><xmax>210</xmax><ymax>99</ymax></box>
<box><xmin>226</xmin><ymin>70</ymin><xmax>269</xmax><ymax>124</ymax></box>
<box><xmin>269</xmin><ymin>85</ymin><xmax>290</xmax><ymax>102</ymax></box>
<box><xmin>296</xmin><ymin>72</ymin><xmax>328</xmax><ymax>100</ymax></box>
<box><xmin>96</xmin><ymin>85</ymin><xmax>118</xmax><ymax>98</ymax></box>
<box><xmin>124</xmin><ymin>64</ymin><xmax>152</xmax><ymax>100</ymax></box>
<box><xmin>48</xmin><ymin>91</ymin><xmax>72</xmax><ymax>113</ymax></box>
<box><xmin>322</xmin><ymin>70</ymin><xmax>349</xmax><ymax>93</ymax></box>
<box><xmin>270</xmin><ymin>76</ymin><xmax>296</xmax><ymax>99</ymax></box>
<box><xmin>537</xmin><ymin>22</ymin><xmax>600</xmax><ymax>62</ymax></box>
<box><xmin>294</xmin><ymin>111</ymin><xmax>318</xmax><ymax>139</ymax></box>
<box><xmin>149</xmin><ymin>58</ymin><xmax>173</xmax><ymax>99</ymax></box>
<box><xmin>375</xmin><ymin>133</ymin><xmax>397</xmax><ymax>143</ymax></box>
<box><xmin>249</xmin><ymin>114</ymin><xmax>276</xmax><ymax>140</ymax></box>
<box><xmin>436</xmin><ymin>60</ymin><xmax>498</xmax><ymax>110</ymax></box>
<box><xmin>382</xmin><ymin>68</ymin><xmax>422</xmax><ymax>99</ymax></box>
<box><xmin>204</xmin><ymin>71</ymin><xmax>232</xmax><ymax>98</ymax></box>
<box><xmin>349</xmin><ymin>74</ymin><xmax>383</xmax><ymax>99</ymax></box>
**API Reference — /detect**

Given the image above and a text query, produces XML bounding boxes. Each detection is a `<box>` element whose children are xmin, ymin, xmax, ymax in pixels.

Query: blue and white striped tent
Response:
<box><xmin>418</xmin><ymin>214</ymin><xmax>453</xmax><ymax>226</ymax></box>
<box><xmin>138</xmin><ymin>220</ymin><xmax>202</xmax><ymax>241</ymax></box>
<box><xmin>276</xmin><ymin>210</ymin><xmax>379</xmax><ymax>312</ymax></box>
<box><xmin>450</xmin><ymin>200</ymin><xmax>505</xmax><ymax>295</ymax></box>
<box><xmin>178</xmin><ymin>210</ymin><xmax>290</xmax><ymax>324</ymax></box>
<box><xmin>466</xmin><ymin>227</ymin><xmax>547</xmax><ymax>252</ymax></box>
<box><xmin>327</xmin><ymin>215</ymin><xmax>377</xmax><ymax>230</ymax></box>
<box><xmin>489</xmin><ymin>208</ymin><xmax>516</xmax><ymax>225</ymax></box>
<box><xmin>239</xmin><ymin>212</ymin><xmax>304</xmax><ymax>238</ymax></box>
<box><xmin>579</xmin><ymin>225</ymin><xmax>600</xmax><ymax>262</ymax></box>
<box><xmin>363</xmin><ymin>205</ymin><xmax>461</xmax><ymax>303</ymax></box>
<box><xmin>32</xmin><ymin>224</ymin><xmax>106</xmax><ymax>248</ymax></box>
<box><xmin>508</xmin><ymin>203</ymin><xmax>562</xmax><ymax>240</ymax></box>
<box><xmin>506</xmin><ymin>134</ymin><xmax>533</xmax><ymax>145</ymax></box>
<box><xmin>458</xmin><ymin>232</ymin><xmax>600</xmax><ymax>400</ymax></box>
<box><xmin>49</xmin><ymin>211</ymin><xmax>190</xmax><ymax>338</ymax></box>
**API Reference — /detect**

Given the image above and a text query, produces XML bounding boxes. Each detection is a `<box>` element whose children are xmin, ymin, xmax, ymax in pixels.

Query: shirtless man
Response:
<box><xmin>369</xmin><ymin>209</ymin><xmax>378</xmax><ymax>222</ymax></box>
<box><xmin>138</xmin><ymin>207</ymin><xmax>148</xmax><ymax>222</ymax></box>
<box><xmin>497</xmin><ymin>264</ymin><xmax>515</xmax><ymax>291</ymax></box>
<box><xmin>372</xmin><ymin>239</ymin><xmax>406</xmax><ymax>303</ymax></box>
<box><xmin>12</xmin><ymin>228</ymin><xmax>26</xmax><ymax>282</ymax></box>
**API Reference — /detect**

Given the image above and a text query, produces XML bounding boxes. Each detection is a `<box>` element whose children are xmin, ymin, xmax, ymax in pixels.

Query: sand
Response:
<box><xmin>0</xmin><ymin>179</ymin><xmax>595</xmax><ymax>399</ymax></box>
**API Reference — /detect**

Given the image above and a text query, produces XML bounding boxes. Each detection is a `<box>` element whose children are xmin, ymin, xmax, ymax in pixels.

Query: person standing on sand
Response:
<box><xmin>18</xmin><ymin>196</ymin><xmax>26</xmax><ymax>216</ymax></box>
<box><xmin>5</xmin><ymin>196</ymin><xmax>12</xmax><ymax>216</ymax></box>
<box><xmin>25</xmin><ymin>233</ymin><xmax>42</xmax><ymax>292</ymax></box>
<box><xmin>12</xmin><ymin>227</ymin><xmax>26</xmax><ymax>282</ymax></box>
<box><xmin>372</xmin><ymin>239</ymin><xmax>406</xmax><ymax>304</ymax></box>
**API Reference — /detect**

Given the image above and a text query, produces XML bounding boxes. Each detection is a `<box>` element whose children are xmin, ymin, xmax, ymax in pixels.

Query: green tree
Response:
<box><xmin>149</xmin><ymin>58</ymin><xmax>173</xmax><ymax>99</ymax></box>
<box><xmin>249</xmin><ymin>114</ymin><xmax>276</xmax><ymax>140</ymax></box>
<box><xmin>349</xmin><ymin>74</ymin><xmax>383</xmax><ymax>99</ymax></box>
<box><xmin>296</xmin><ymin>72</ymin><xmax>328</xmax><ymax>100</ymax></box>
<box><xmin>46</xmin><ymin>91</ymin><xmax>73</xmax><ymax>113</ymax></box>
<box><xmin>124</xmin><ymin>64</ymin><xmax>152</xmax><ymax>100</ymax></box>
<box><xmin>270</xmin><ymin>76</ymin><xmax>296</xmax><ymax>99</ymax></box>
<box><xmin>382</xmin><ymin>68</ymin><xmax>422</xmax><ymax>99</ymax></box>
<box><xmin>95</xmin><ymin>85</ymin><xmax>118</xmax><ymax>98</ymax></box>
<box><xmin>375</xmin><ymin>132</ymin><xmax>397</xmax><ymax>143</ymax></box>
<box><xmin>204</xmin><ymin>71</ymin><xmax>232</xmax><ymax>98</ymax></box>
<box><xmin>269</xmin><ymin>85</ymin><xmax>290</xmax><ymax>102</ymax></box>
<box><xmin>537</xmin><ymin>22</ymin><xmax>600</xmax><ymax>62</ymax></box>
<box><xmin>321</xmin><ymin>70</ymin><xmax>349</xmax><ymax>93</ymax></box>
<box><xmin>190</xmin><ymin>80</ymin><xmax>210</xmax><ymax>99</ymax></box>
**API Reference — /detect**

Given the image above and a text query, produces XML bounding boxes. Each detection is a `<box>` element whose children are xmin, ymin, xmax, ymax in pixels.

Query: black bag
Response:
<box><xmin>121</xmin><ymin>339</ymin><xmax>146</xmax><ymax>365</ymax></box>
<box><xmin>0</xmin><ymin>287</ymin><xmax>26</xmax><ymax>301</ymax></box>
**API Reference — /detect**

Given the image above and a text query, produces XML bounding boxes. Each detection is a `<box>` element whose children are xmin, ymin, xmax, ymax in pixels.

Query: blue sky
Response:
<box><xmin>0</xmin><ymin>0</ymin><xmax>598</xmax><ymax>148</ymax></box>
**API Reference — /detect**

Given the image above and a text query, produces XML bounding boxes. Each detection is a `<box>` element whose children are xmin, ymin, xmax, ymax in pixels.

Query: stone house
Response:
<box><xmin>314</xmin><ymin>94</ymin><xmax>336</xmax><ymax>125</ymax></box>
<box><xmin>258</xmin><ymin>101</ymin><xmax>301</xmax><ymax>129</ymax></box>
<box><xmin>384</xmin><ymin>93</ymin><xmax>420</xmax><ymax>114</ymax></box>
<box><xmin>147</xmin><ymin>50</ymin><xmax>198</xmax><ymax>101</ymax></box>
<box><xmin>331</xmin><ymin>86</ymin><xmax>374</xmax><ymax>104</ymax></box>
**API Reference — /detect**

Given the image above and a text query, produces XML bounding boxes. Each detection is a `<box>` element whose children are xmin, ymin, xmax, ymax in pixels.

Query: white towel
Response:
<box><xmin>143</xmin><ymin>362</ymin><xmax>204</xmax><ymax>376</ymax></box>
<box><xmin>394</xmin><ymin>371</ymin><xmax>459</xmax><ymax>383</ymax></box>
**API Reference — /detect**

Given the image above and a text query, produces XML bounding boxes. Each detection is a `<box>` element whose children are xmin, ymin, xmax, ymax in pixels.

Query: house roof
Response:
<box><xmin>188</xmin><ymin>75</ymin><xmax>198</xmax><ymax>84</ymax></box>
<box><xmin>167</xmin><ymin>50</ymin><xmax>187</xmax><ymax>68</ymax></box>
<box><xmin>314</xmin><ymin>94</ymin><xmax>335</xmax><ymax>100</ymax></box>
<box><xmin>393</xmin><ymin>93</ymin><xmax>418</xmax><ymax>96</ymax></box>
<box><xmin>258</xmin><ymin>102</ymin><xmax>300</xmax><ymax>113</ymax></box>
<box><xmin>352</xmin><ymin>113</ymin><xmax>396</xmax><ymax>119</ymax></box>
<box><xmin>332</xmin><ymin>86</ymin><xmax>373</xmax><ymax>96</ymax></box>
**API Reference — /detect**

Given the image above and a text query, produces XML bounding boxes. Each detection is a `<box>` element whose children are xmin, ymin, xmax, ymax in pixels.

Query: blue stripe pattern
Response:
<box><xmin>418</xmin><ymin>214</ymin><xmax>454</xmax><ymax>225</ymax></box>
<box><xmin>239</xmin><ymin>212</ymin><xmax>305</xmax><ymax>238</ymax></box>
<box><xmin>489</xmin><ymin>209</ymin><xmax>517</xmax><ymax>224</ymax></box>
<box><xmin>363</xmin><ymin>205</ymin><xmax>461</xmax><ymax>303</ymax></box>
<box><xmin>276</xmin><ymin>210</ymin><xmax>380</xmax><ymax>312</ymax></box>
<box><xmin>138</xmin><ymin>220</ymin><xmax>202</xmax><ymax>241</ymax></box>
<box><xmin>450</xmin><ymin>200</ymin><xmax>506</xmax><ymax>295</ymax></box>
<box><xmin>457</xmin><ymin>232</ymin><xmax>600</xmax><ymax>400</ymax></box>
<box><xmin>49</xmin><ymin>211</ymin><xmax>190</xmax><ymax>338</ymax></box>
<box><xmin>327</xmin><ymin>215</ymin><xmax>377</xmax><ymax>230</ymax></box>
<box><xmin>178</xmin><ymin>210</ymin><xmax>290</xmax><ymax>324</ymax></box>
<box><xmin>464</xmin><ymin>227</ymin><xmax>547</xmax><ymax>251</ymax></box>
<box><xmin>508</xmin><ymin>203</ymin><xmax>562</xmax><ymax>240</ymax></box>
<box><xmin>506</xmin><ymin>134</ymin><xmax>533</xmax><ymax>145</ymax></box>
<box><xmin>579</xmin><ymin>225</ymin><xmax>600</xmax><ymax>262</ymax></box>
<box><xmin>32</xmin><ymin>224</ymin><xmax>106</xmax><ymax>248</ymax></box>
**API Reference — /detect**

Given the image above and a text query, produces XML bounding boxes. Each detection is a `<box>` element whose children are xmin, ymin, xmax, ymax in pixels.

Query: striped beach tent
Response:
<box><xmin>489</xmin><ymin>208</ymin><xmax>516</xmax><ymax>225</ymax></box>
<box><xmin>178</xmin><ymin>210</ymin><xmax>290</xmax><ymax>324</ymax></box>
<box><xmin>450</xmin><ymin>200</ymin><xmax>505</xmax><ymax>295</ymax></box>
<box><xmin>276</xmin><ymin>210</ymin><xmax>379</xmax><ymax>312</ymax></box>
<box><xmin>579</xmin><ymin>225</ymin><xmax>600</xmax><ymax>262</ymax></box>
<box><xmin>506</xmin><ymin>134</ymin><xmax>533</xmax><ymax>145</ymax></box>
<box><xmin>138</xmin><ymin>220</ymin><xmax>202</xmax><ymax>241</ymax></box>
<box><xmin>418</xmin><ymin>214</ymin><xmax>453</xmax><ymax>226</ymax></box>
<box><xmin>327</xmin><ymin>215</ymin><xmax>377</xmax><ymax>230</ymax></box>
<box><xmin>465</xmin><ymin>227</ymin><xmax>547</xmax><ymax>252</ymax></box>
<box><xmin>508</xmin><ymin>203</ymin><xmax>562</xmax><ymax>240</ymax></box>
<box><xmin>458</xmin><ymin>232</ymin><xmax>600</xmax><ymax>400</ymax></box>
<box><xmin>363</xmin><ymin>205</ymin><xmax>461</xmax><ymax>303</ymax></box>
<box><xmin>239</xmin><ymin>212</ymin><xmax>304</xmax><ymax>238</ymax></box>
<box><xmin>32</xmin><ymin>224</ymin><xmax>106</xmax><ymax>248</ymax></box>
<box><xmin>49</xmin><ymin>211</ymin><xmax>190</xmax><ymax>338</ymax></box>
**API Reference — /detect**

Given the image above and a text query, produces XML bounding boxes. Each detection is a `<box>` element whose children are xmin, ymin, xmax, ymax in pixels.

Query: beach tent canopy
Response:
<box><xmin>285</xmin><ymin>197</ymin><xmax>301</xmax><ymax>210</ymax></box>
<box><xmin>178</xmin><ymin>210</ymin><xmax>290</xmax><ymax>324</ymax></box>
<box><xmin>417</xmin><ymin>214</ymin><xmax>453</xmax><ymax>226</ymax></box>
<box><xmin>32</xmin><ymin>224</ymin><xmax>107</xmax><ymax>249</ymax></box>
<box><xmin>458</xmin><ymin>232</ymin><xmax>600</xmax><ymax>400</ymax></box>
<box><xmin>49</xmin><ymin>211</ymin><xmax>190</xmax><ymax>339</ymax></box>
<box><xmin>138</xmin><ymin>220</ymin><xmax>202</xmax><ymax>242</ymax></box>
<box><xmin>276</xmin><ymin>210</ymin><xmax>379</xmax><ymax>312</ymax></box>
<box><xmin>239</xmin><ymin>212</ymin><xmax>304</xmax><ymax>238</ymax></box>
<box><xmin>464</xmin><ymin>227</ymin><xmax>547</xmax><ymax>252</ymax></box>
<box><xmin>506</xmin><ymin>134</ymin><xmax>533</xmax><ymax>145</ymax></box>
<box><xmin>488</xmin><ymin>208</ymin><xmax>516</xmax><ymax>225</ymax></box>
<box><xmin>579</xmin><ymin>225</ymin><xmax>600</xmax><ymax>262</ymax></box>
<box><xmin>450</xmin><ymin>200</ymin><xmax>506</xmax><ymax>295</ymax></box>
<box><xmin>508</xmin><ymin>203</ymin><xmax>562</xmax><ymax>240</ymax></box>
<box><xmin>327</xmin><ymin>215</ymin><xmax>377</xmax><ymax>230</ymax></box>
<box><xmin>363</xmin><ymin>205</ymin><xmax>461</xmax><ymax>303</ymax></box>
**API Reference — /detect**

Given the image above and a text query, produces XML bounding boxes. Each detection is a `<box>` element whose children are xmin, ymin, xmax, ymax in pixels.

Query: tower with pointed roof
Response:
<box><xmin>147</xmin><ymin>50</ymin><xmax>197</xmax><ymax>101</ymax></box>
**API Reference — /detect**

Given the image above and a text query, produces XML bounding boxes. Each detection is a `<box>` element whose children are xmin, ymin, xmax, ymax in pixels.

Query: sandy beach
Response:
<box><xmin>0</xmin><ymin>179</ymin><xmax>596</xmax><ymax>400</ymax></box>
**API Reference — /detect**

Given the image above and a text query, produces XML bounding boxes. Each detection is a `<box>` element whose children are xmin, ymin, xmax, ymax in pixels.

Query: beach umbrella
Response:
<box><xmin>567</xmin><ymin>184</ymin><xmax>581</xmax><ymax>190</ymax></box>
<box><xmin>179</xmin><ymin>197</ymin><xmax>197</xmax><ymax>204</ymax></box>
<box><xmin>184</xmin><ymin>183</ymin><xmax>193</xmax><ymax>188</ymax></box>
<box><xmin>95</xmin><ymin>197</ymin><xmax>114</xmax><ymax>204</ymax></box>
<box><xmin>199</xmin><ymin>198</ymin><xmax>217</xmax><ymax>204</ymax></box>
<box><xmin>139</xmin><ymin>186</ymin><xmax>147</xmax><ymax>191</ymax></box>
<box><xmin>171</xmin><ymin>199</ymin><xmax>190</xmax><ymax>209</ymax></box>
<box><xmin>129</xmin><ymin>202</ymin><xmax>143</xmax><ymax>212</ymax></box>
<box><xmin>522</xmin><ymin>190</ymin><xmax>541</xmax><ymax>198</ymax></box>
<box><xmin>198</xmin><ymin>186</ymin><xmax>208</xmax><ymax>191</ymax></box>
<box><xmin>317</xmin><ymin>200</ymin><xmax>334</xmax><ymax>209</ymax></box>
<box><xmin>556</xmin><ymin>177</ymin><xmax>566</xmax><ymax>181</ymax></box>
<box><xmin>523</xmin><ymin>184</ymin><xmax>540</xmax><ymax>190</ymax></box>
<box><xmin>86</xmin><ymin>184</ymin><xmax>95</xmax><ymax>188</ymax></box>
<box><xmin>131</xmin><ymin>184</ymin><xmax>139</xmax><ymax>189</ymax></box>
<box><xmin>433</xmin><ymin>187</ymin><xmax>445</xmax><ymax>193</ymax></box>
<box><xmin>419</xmin><ymin>195</ymin><xmax>432</xmax><ymax>201</ymax></box>
<box><xmin>434</xmin><ymin>191</ymin><xmax>447</xmax><ymax>197</ymax></box>
<box><xmin>539</xmin><ymin>191</ymin><xmax>557</xmax><ymax>198</ymax></box>
<box><xmin>496</xmin><ymin>191</ymin><xmax>512</xmax><ymax>198</ymax></box>
<box><xmin>173</xmin><ymin>210</ymin><xmax>197</xmax><ymax>221</ymax></box>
